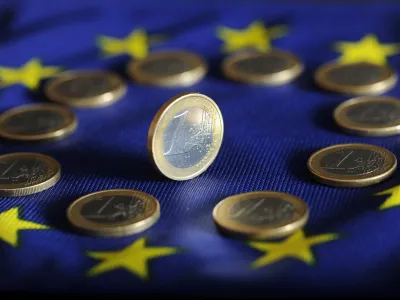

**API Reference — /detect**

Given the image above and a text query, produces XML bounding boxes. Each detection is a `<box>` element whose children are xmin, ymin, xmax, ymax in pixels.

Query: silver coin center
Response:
<box><xmin>346</xmin><ymin>102</ymin><xmax>400</xmax><ymax>125</ymax></box>
<box><xmin>141</xmin><ymin>57</ymin><xmax>194</xmax><ymax>76</ymax></box>
<box><xmin>326</xmin><ymin>64</ymin><xmax>385</xmax><ymax>86</ymax></box>
<box><xmin>0</xmin><ymin>158</ymin><xmax>51</xmax><ymax>186</ymax></box>
<box><xmin>56</xmin><ymin>76</ymin><xmax>115</xmax><ymax>98</ymax></box>
<box><xmin>233</xmin><ymin>54</ymin><xmax>290</xmax><ymax>74</ymax></box>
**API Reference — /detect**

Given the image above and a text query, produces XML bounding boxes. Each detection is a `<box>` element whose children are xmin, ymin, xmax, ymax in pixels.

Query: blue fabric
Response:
<box><xmin>1</xmin><ymin>0</ymin><xmax>400</xmax><ymax>296</ymax></box>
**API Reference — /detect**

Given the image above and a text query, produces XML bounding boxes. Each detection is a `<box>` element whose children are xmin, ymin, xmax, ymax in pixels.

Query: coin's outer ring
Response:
<box><xmin>67</xmin><ymin>189</ymin><xmax>160</xmax><ymax>237</ymax></box>
<box><xmin>127</xmin><ymin>50</ymin><xmax>208</xmax><ymax>87</ymax></box>
<box><xmin>44</xmin><ymin>70</ymin><xmax>127</xmax><ymax>108</ymax></box>
<box><xmin>314</xmin><ymin>61</ymin><xmax>397</xmax><ymax>95</ymax></box>
<box><xmin>148</xmin><ymin>92</ymin><xmax>224</xmax><ymax>181</ymax></box>
<box><xmin>222</xmin><ymin>49</ymin><xmax>304</xmax><ymax>86</ymax></box>
<box><xmin>334</xmin><ymin>96</ymin><xmax>400</xmax><ymax>137</ymax></box>
<box><xmin>0</xmin><ymin>104</ymin><xmax>77</xmax><ymax>142</ymax></box>
<box><xmin>0</xmin><ymin>152</ymin><xmax>61</xmax><ymax>197</ymax></box>
<box><xmin>307</xmin><ymin>143</ymin><xmax>397</xmax><ymax>188</ymax></box>
<box><xmin>212</xmin><ymin>191</ymin><xmax>309</xmax><ymax>240</ymax></box>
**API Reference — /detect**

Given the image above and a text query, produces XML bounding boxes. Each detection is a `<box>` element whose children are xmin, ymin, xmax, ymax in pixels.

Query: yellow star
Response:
<box><xmin>248</xmin><ymin>230</ymin><xmax>339</xmax><ymax>269</ymax></box>
<box><xmin>216</xmin><ymin>20</ymin><xmax>288</xmax><ymax>53</ymax></box>
<box><xmin>334</xmin><ymin>34</ymin><xmax>400</xmax><ymax>65</ymax></box>
<box><xmin>0</xmin><ymin>207</ymin><xmax>49</xmax><ymax>247</ymax></box>
<box><xmin>0</xmin><ymin>58</ymin><xmax>60</xmax><ymax>90</ymax></box>
<box><xmin>375</xmin><ymin>185</ymin><xmax>400</xmax><ymax>210</ymax></box>
<box><xmin>86</xmin><ymin>237</ymin><xmax>180</xmax><ymax>280</ymax></box>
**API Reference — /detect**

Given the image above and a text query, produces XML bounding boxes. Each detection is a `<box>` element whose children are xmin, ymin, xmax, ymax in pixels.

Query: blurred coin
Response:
<box><xmin>148</xmin><ymin>92</ymin><xmax>223</xmax><ymax>181</ymax></box>
<box><xmin>308</xmin><ymin>143</ymin><xmax>397</xmax><ymax>187</ymax></box>
<box><xmin>67</xmin><ymin>189</ymin><xmax>160</xmax><ymax>237</ymax></box>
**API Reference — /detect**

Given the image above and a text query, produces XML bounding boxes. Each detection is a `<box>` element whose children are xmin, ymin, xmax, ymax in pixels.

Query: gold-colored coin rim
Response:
<box><xmin>127</xmin><ymin>50</ymin><xmax>208</xmax><ymax>87</ymax></box>
<box><xmin>222</xmin><ymin>49</ymin><xmax>304</xmax><ymax>86</ymax></box>
<box><xmin>0</xmin><ymin>152</ymin><xmax>61</xmax><ymax>197</ymax></box>
<box><xmin>213</xmin><ymin>191</ymin><xmax>309</xmax><ymax>240</ymax></box>
<box><xmin>334</xmin><ymin>96</ymin><xmax>400</xmax><ymax>137</ymax></box>
<box><xmin>307</xmin><ymin>143</ymin><xmax>397</xmax><ymax>187</ymax></box>
<box><xmin>0</xmin><ymin>104</ymin><xmax>77</xmax><ymax>141</ymax></box>
<box><xmin>314</xmin><ymin>61</ymin><xmax>397</xmax><ymax>95</ymax></box>
<box><xmin>67</xmin><ymin>189</ymin><xmax>160</xmax><ymax>237</ymax></box>
<box><xmin>148</xmin><ymin>92</ymin><xmax>224</xmax><ymax>181</ymax></box>
<box><xmin>44</xmin><ymin>70</ymin><xmax>127</xmax><ymax>108</ymax></box>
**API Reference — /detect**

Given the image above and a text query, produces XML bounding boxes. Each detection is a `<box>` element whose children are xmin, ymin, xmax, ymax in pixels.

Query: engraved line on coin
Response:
<box><xmin>230</xmin><ymin>198</ymin><xmax>266</xmax><ymax>219</ymax></box>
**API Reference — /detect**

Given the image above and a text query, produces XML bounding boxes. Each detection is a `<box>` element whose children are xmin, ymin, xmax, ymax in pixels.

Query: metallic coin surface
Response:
<box><xmin>308</xmin><ymin>144</ymin><xmax>397</xmax><ymax>187</ymax></box>
<box><xmin>0</xmin><ymin>104</ymin><xmax>77</xmax><ymax>142</ymax></box>
<box><xmin>315</xmin><ymin>62</ymin><xmax>397</xmax><ymax>95</ymax></box>
<box><xmin>127</xmin><ymin>50</ymin><xmax>207</xmax><ymax>87</ymax></box>
<box><xmin>148</xmin><ymin>92</ymin><xmax>223</xmax><ymax>181</ymax></box>
<box><xmin>67</xmin><ymin>189</ymin><xmax>160</xmax><ymax>237</ymax></box>
<box><xmin>213</xmin><ymin>191</ymin><xmax>309</xmax><ymax>240</ymax></box>
<box><xmin>222</xmin><ymin>49</ymin><xmax>303</xmax><ymax>85</ymax></box>
<box><xmin>45</xmin><ymin>70</ymin><xmax>126</xmax><ymax>108</ymax></box>
<box><xmin>0</xmin><ymin>152</ymin><xmax>61</xmax><ymax>196</ymax></box>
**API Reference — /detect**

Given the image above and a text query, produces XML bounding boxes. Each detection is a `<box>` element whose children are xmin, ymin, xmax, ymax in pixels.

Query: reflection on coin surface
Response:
<box><xmin>222</xmin><ymin>49</ymin><xmax>303</xmax><ymax>85</ymax></box>
<box><xmin>0</xmin><ymin>152</ymin><xmax>61</xmax><ymax>196</ymax></box>
<box><xmin>213</xmin><ymin>191</ymin><xmax>309</xmax><ymax>240</ymax></box>
<box><xmin>127</xmin><ymin>50</ymin><xmax>207</xmax><ymax>87</ymax></box>
<box><xmin>334</xmin><ymin>96</ymin><xmax>400</xmax><ymax>137</ymax></box>
<box><xmin>308</xmin><ymin>144</ymin><xmax>397</xmax><ymax>187</ymax></box>
<box><xmin>0</xmin><ymin>104</ymin><xmax>77</xmax><ymax>142</ymax></box>
<box><xmin>45</xmin><ymin>70</ymin><xmax>126</xmax><ymax>108</ymax></box>
<box><xmin>148</xmin><ymin>92</ymin><xmax>223</xmax><ymax>180</ymax></box>
<box><xmin>315</xmin><ymin>62</ymin><xmax>397</xmax><ymax>95</ymax></box>
<box><xmin>67</xmin><ymin>189</ymin><xmax>160</xmax><ymax>237</ymax></box>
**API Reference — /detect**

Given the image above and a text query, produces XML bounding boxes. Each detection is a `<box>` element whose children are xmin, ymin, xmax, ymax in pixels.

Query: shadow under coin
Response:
<box><xmin>313</xmin><ymin>102</ymin><xmax>341</xmax><ymax>134</ymax></box>
<box><xmin>45</xmin><ymin>193</ymin><xmax>81</xmax><ymax>233</ymax></box>
<box><xmin>288</xmin><ymin>148</ymin><xmax>316</xmax><ymax>183</ymax></box>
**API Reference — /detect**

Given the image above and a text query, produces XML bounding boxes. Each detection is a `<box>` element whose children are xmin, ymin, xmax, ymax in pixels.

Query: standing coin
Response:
<box><xmin>213</xmin><ymin>191</ymin><xmax>309</xmax><ymax>240</ymax></box>
<box><xmin>0</xmin><ymin>152</ymin><xmax>61</xmax><ymax>196</ymax></box>
<box><xmin>45</xmin><ymin>70</ymin><xmax>126</xmax><ymax>108</ymax></box>
<box><xmin>0</xmin><ymin>104</ymin><xmax>77</xmax><ymax>142</ymax></box>
<box><xmin>67</xmin><ymin>189</ymin><xmax>160</xmax><ymax>237</ymax></box>
<box><xmin>148</xmin><ymin>92</ymin><xmax>224</xmax><ymax>181</ymax></box>
<box><xmin>127</xmin><ymin>50</ymin><xmax>207</xmax><ymax>87</ymax></box>
<box><xmin>308</xmin><ymin>144</ymin><xmax>397</xmax><ymax>187</ymax></box>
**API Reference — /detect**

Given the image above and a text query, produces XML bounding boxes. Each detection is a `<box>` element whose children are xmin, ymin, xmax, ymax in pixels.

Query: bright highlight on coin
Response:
<box><xmin>127</xmin><ymin>50</ymin><xmax>207</xmax><ymax>87</ymax></box>
<box><xmin>148</xmin><ymin>92</ymin><xmax>224</xmax><ymax>181</ymax></box>
<box><xmin>0</xmin><ymin>152</ymin><xmax>61</xmax><ymax>197</ymax></box>
<box><xmin>67</xmin><ymin>189</ymin><xmax>160</xmax><ymax>237</ymax></box>
<box><xmin>308</xmin><ymin>144</ymin><xmax>397</xmax><ymax>188</ymax></box>
<box><xmin>213</xmin><ymin>191</ymin><xmax>309</xmax><ymax>240</ymax></box>
<box><xmin>0</xmin><ymin>104</ymin><xmax>77</xmax><ymax>142</ymax></box>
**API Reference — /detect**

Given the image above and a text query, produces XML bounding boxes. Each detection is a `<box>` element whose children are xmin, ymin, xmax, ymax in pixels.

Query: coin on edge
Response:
<box><xmin>127</xmin><ymin>50</ymin><xmax>208</xmax><ymax>87</ymax></box>
<box><xmin>314</xmin><ymin>61</ymin><xmax>397</xmax><ymax>95</ymax></box>
<box><xmin>213</xmin><ymin>191</ymin><xmax>309</xmax><ymax>240</ymax></box>
<box><xmin>148</xmin><ymin>92</ymin><xmax>224</xmax><ymax>181</ymax></box>
<box><xmin>0</xmin><ymin>152</ymin><xmax>61</xmax><ymax>196</ymax></box>
<box><xmin>0</xmin><ymin>104</ymin><xmax>77</xmax><ymax>142</ymax></box>
<box><xmin>334</xmin><ymin>96</ymin><xmax>400</xmax><ymax>137</ymax></box>
<box><xmin>308</xmin><ymin>144</ymin><xmax>397</xmax><ymax>187</ymax></box>
<box><xmin>222</xmin><ymin>49</ymin><xmax>303</xmax><ymax>86</ymax></box>
<box><xmin>44</xmin><ymin>70</ymin><xmax>126</xmax><ymax>108</ymax></box>
<box><xmin>67</xmin><ymin>189</ymin><xmax>160</xmax><ymax>237</ymax></box>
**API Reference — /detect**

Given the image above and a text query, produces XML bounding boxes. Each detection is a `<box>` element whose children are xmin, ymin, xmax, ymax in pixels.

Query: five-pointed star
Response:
<box><xmin>216</xmin><ymin>20</ymin><xmax>287</xmax><ymax>53</ymax></box>
<box><xmin>248</xmin><ymin>230</ymin><xmax>339</xmax><ymax>269</ymax></box>
<box><xmin>0</xmin><ymin>58</ymin><xmax>60</xmax><ymax>90</ymax></box>
<box><xmin>86</xmin><ymin>237</ymin><xmax>179</xmax><ymax>280</ymax></box>
<box><xmin>0</xmin><ymin>207</ymin><xmax>49</xmax><ymax>247</ymax></box>
<box><xmin>334</xmin><ymin>34</ymin><xmax>400</xmax><ymax>65</ymax></box>
<box><xmin>375</xmin><ymin>185</ymin><xmax>400</xmax><ymax>210</ymax></box>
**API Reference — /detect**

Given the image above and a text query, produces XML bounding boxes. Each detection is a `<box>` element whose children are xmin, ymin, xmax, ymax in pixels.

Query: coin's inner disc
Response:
<box><xmin>54</xmin><ymin>76</ymin><xmax>117</xmax><ymax>98</ymax></box>
<box><xmin>233</xmin><ymin>54</ymin><xmax>291</xmax><ymax>75</ymax></box>
<box><xmin>0</xmin><ymin>158</ymin><xmax>49</xmax><ymax>185</ymax></box>
<box><xmin>140</xmin><ymin>57</ymin><xmax>195</xmax><ymax>76</ymax></box>
<box><xmin>346</xmin><ymin>101</ymin><xmax>400</xmax><ymax>126</ymax></box>
<box><xmin>326</xmin><ymin>64</ymin><xmax>386</xmax><ymax>86</ymax></box>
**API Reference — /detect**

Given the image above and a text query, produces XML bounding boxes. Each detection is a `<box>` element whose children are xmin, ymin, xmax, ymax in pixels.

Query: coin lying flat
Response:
<box><xmin>308</xmin><ymin>144</ymin><xmax>397</xmax><ymax>187</ymax></box>
<box><xmin>213</xmin><ymin>191</ymin><xmax>309</xmax><ymax>240</ymax></box>
<box><xmin>148</xmin><ymin>92</ymin><xmax>224</xmax><ymax>181</ymax></box>
<box><xmin>127</xmin><ymin>50</ymin><xmax>207</xmax><ymax>87</ymax></box>
<box><xmin>67</xmin><ymin>189</ymin><xmax>160</xmax><ymax>237</ymax></box>
<box><xmin>315</xmin><ymin>61</ymin><xmax>397</xmax><ymax>95</ymax></box>
<box><xmin>0</xmin><ymin>152</ymin><xmax>61</xmax><ymax>197</ymax></box>
<box><xmin>45</xmin><ymin>70</ymin><xmax>126</xmax><ymax>108</ymax></box>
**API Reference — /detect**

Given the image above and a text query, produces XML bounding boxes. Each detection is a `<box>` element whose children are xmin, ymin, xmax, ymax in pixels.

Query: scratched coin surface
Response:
<box><xmin>315</xmin><ymin>62</ymin><xmax>397</xmax><ymax>95</ymax></box>
<box><xmin>308</xmin><ymin>144</ymin><xmax>397</xmax><ymax>187</ymax></box>
<box><xmin>45</xmin><ymin>70</ymin><xmax>126</xmax><ymax>108</ymax></box>
<box><xmin>67</xmin><ymin>189</ymin><xmax>160</xmax><ymax>237</ymax></box>
<box><xmin>148</xmin><ymin>92</ymin><xmax>224</xmax><ymax>181</ymax></box>
<box><xmin>213</xmin><ymin>191</ymin><xmax>309</xmax><ymax>240</ymax></box>
<box><xmin>0</xmin><ymin>152</ymin><xmax>61</xmax><ymax>196</ymax></box>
